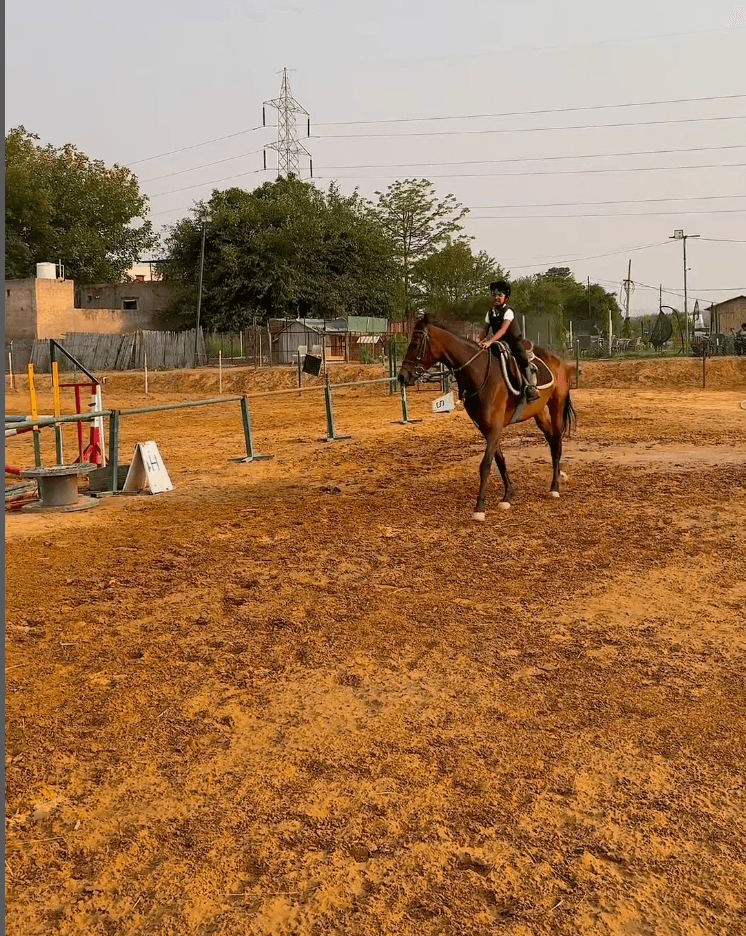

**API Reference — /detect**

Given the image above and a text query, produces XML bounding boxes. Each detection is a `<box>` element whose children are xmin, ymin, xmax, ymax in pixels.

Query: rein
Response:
<box><xmin>405</xmin><ymin>324</ymin><xmax>491</xmax><ymax>399</ymax></box>
<box><xmin>454</xmin><ymin>349</ymin><xmax>491</xmax><ymax>400</ymax></box>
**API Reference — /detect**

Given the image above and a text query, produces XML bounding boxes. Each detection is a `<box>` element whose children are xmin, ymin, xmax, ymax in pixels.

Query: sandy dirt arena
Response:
<box><xmin>5</xmin><ymin>358</ymin><xmax>746</xmax><ymax>936</ymax></box>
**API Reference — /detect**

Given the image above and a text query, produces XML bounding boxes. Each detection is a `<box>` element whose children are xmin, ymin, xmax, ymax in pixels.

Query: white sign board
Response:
<box><xmin>122</xmin><ymin>442</ymin><xmax>173</xmax><ymax>494</ymax></box>
<box><xmin>432</xmin><ymin>392</ymin><xmax>455</xmax><ymax>414</ymax></box>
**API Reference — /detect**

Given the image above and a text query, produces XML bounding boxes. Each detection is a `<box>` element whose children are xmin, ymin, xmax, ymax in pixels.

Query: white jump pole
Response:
<box><xmin>219</xmin><ymin>350</ymin><xmax>222</xmax><ymax>394</ymax></box>
<box><xmin>144</xmin><ymin>353</ymin><xmax>149</xmax><ymax>395</ymax></box>
<box><xmin>8</xmin><ymin>350</ymin><xmax>14</xmax><ymax>390</ymax></box>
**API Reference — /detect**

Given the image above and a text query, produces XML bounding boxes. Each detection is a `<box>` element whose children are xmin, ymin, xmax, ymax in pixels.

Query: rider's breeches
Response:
<box><xmin>505</xmin><ymin>323</ymin><xmax>531</xmax><ymax>371</ymax></box>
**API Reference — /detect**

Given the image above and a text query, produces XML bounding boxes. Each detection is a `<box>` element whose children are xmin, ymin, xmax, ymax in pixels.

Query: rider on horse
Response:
<box><xmin>478</xmin><ymin>280</ymin><xmax>539</xmax><ymax>402</ymax></box>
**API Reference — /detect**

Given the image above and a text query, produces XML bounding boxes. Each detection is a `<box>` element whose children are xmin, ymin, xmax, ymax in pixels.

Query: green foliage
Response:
<box><xmin>159</xmin><ymin>178</ymin><xmax>401</xmax><ymax>330</ymax></box>
<box><xmin>358</xmin><ymin>345</ymin><xmax>375</xmax><ymax>364</ymax></box>
<box><xmin>4</xmin><ymin>126</ymin><xmax>156</xmax><ymax>283</ymax></box>
<box><xmin>373</xmin><ymin>179</ymin><xmax>469</xmax><ymax>318</ymax></box>
<box><xmin>416</xmin><ymin>242</ymin><xmax>506</xmax><ymax>321</ymax></box>
<box><xmin>511</xmin><ymin>270</ymin><xmax>622</xmax><ymax>344</ymax></box>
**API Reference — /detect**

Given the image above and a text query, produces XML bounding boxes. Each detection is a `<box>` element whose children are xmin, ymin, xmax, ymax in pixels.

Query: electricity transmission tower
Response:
<box><xmin>263</xmin><ymin>68</ymin><xmax>312</xmax><ymax>179</ymax></box>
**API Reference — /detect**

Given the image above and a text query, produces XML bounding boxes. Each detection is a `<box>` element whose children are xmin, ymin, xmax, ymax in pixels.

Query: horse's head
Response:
<box><xmin>398</xmin><ymin>315</ymin><xmax>436</xmax><ymax>386</ymax></box>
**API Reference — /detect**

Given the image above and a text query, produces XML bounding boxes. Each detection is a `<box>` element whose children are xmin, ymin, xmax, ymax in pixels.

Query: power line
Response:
<box><xmin>315</xmin><ymin>93</ymin><xmax>746</xmax><ymax>126</ymax></box>
<box><xmin>125</xmin><ymin>126</ymin><xmax>267</xmax><ymax>167</ymax></box>
<box><xmin>123</xmin><ymin>92</ymin><xmax>745</xmax><ymax>170</ymax></box>
<box><xmin>145</xmin><ymin>159</ymin><xmax>745</xmax><ymax>201</ymax></box>
<box><xmin>315</xmin><ymin>114</ymin><xmax>746</xmax><ymax>140</ymax></box>
<box><xmin>140</xmin><ymin>142</ymin><xmax>746</xmax><ymax>189</ymax></box>
<box><xmin>313</xmin><ymin>162</ymin><xmax>746</xmax><ymax>182</ymax></box>
<box><xmin>506</xmin><ymin>241</ymin><xmax>671</xmax><ymax>268</ymax></box>
<box><xmin>142</xmin><ymin>149</ymin><xmax>265</xmax><ymax>183</ymax></box>
<box><xmin>469</xmin><ymin>194</ymin><xmax>746</xmax><ymax>211</ymax></box>
<box><xmin>468</xmin><ymin>208</ymin><xmax>746</xmax><ymax>220</ymax></box>
<box><xmin>149</xmin><ymin>167</ymin><xmax>267</xmax><ymax>199</ymax></box>
<box><xmin>314</xmin><ymin>144</ymin><xmax>746</xmax><ymax>172</ymax></box>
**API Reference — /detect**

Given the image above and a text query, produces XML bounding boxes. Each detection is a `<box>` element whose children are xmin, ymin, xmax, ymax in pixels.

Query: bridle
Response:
<box><xmin>405</xmin><ymin>323</ymin><xmax>492</xmax><ymax>398</ymax></box>
<box><xmin>404</xmin><ymin>325</ymin><xmax>432</xmax><ymax>380</ymax></box>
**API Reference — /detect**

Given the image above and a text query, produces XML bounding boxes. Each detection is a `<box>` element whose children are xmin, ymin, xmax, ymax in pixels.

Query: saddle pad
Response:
<box><xmin>492</xmin><ymin>341</ymin><xmax>554</xmax><ymax>397</ymax></box>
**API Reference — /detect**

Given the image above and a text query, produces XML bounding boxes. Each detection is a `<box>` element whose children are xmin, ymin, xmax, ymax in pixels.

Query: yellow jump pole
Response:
<box><xmin>52</xmin><ymin>361</ymin><xmax>64</xmax><ymax>464</ymax></box>
<box><xmin>28</xmin><ymin>363</ymin><xmax>42</xmax><ymax>467</ymax></box>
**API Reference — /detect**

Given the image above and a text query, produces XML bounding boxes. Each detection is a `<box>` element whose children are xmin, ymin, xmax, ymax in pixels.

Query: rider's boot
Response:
<box><xmin>523</xmin><ymin>366</ymin><xmax>539</xmax><ymax>401</ymax></box>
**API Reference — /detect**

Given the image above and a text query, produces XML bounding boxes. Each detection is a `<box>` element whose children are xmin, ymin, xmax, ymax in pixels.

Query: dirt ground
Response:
<box><xmin>5</xmin><ymin>357</ymin><xmax>746</xmax><ymax>936</ymax></box>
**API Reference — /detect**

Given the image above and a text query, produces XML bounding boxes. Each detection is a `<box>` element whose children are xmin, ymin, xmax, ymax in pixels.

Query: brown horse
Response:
<box><xmin>398</xmin><ymin>315</ymin><xmax>576</xmax><ymax>520</ymax></box>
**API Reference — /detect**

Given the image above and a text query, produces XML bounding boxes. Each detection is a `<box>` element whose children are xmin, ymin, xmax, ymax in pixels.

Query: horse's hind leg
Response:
<box><xmin>534</xmin><ymin>407</ymin><xmax>563</xmax><ymax>497</ymax></box>
<box><xmin>494</xmin><ymin>440</ymin><xmax>513</xmax><ymax>509</ymax></box>
<box><xmin>473</xmin><ymin>431</ymin><xmax>512</xmax><ymax>520</ymax></box>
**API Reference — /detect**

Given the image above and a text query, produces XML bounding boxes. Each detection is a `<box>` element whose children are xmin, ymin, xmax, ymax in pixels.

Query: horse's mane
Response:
<box><xmin>421</xmin><ymin>314</ymin><xmax>479</xmax><ymax>345</ymax></box>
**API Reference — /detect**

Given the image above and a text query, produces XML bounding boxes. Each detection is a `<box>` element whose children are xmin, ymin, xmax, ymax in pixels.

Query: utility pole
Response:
<box><xmin>194</xmin><ymin>220</ymin><xmax>207</xmax><ymax>368</ymax></box>
<box><xmin>263</xmin><ymin>68</ymin><xmax>312</xmax><ymax>179</ymax></box>
<box><xmin>670</xmin><ymin>230</ymin><xmax>699</xmax><ymax>349</ymax></box>
<box><xmin>622</xmin><ymin>260</ymin><xmax>632</xmax><ymax>319</ymax></box>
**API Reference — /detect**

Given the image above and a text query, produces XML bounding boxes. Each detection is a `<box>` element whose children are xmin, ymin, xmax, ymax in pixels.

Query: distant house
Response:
<box><xmin>267</xmin><ymin>316</ymin><xmax>390</xmax><ymax>365</ymax></box>
<box><xmin>708</xmin><ymin>296</ymin><xmax>746</xmax><ymax>334</ymax></box>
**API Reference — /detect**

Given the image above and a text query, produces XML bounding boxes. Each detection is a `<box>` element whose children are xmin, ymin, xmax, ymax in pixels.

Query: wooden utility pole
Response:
<box><xmin>624</xmin><ymin>260</ymin><xmax>632</xmax><ymax>319</ymax></box>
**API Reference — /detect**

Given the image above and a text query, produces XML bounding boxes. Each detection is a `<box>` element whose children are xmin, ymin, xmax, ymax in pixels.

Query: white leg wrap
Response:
<box><xmin>549</xmin><ymin>491</ymin><xmax>560</xmax><ymax>498</ymax></box>
<box><xmin>472</xmin><ymin>511</ymin><xmax>486</xmax><ymax>522</ymax></box>
<box><xmin>498</xmin><ymin>501</ymin><xmax>511</xmax><ymax>511</ymax></box>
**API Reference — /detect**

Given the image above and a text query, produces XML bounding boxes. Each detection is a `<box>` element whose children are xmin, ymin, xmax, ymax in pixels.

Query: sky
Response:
<box><xmin>5</xmin><ymin>0</ymin><xmax>746</xmax><ymax>316</ymax></box>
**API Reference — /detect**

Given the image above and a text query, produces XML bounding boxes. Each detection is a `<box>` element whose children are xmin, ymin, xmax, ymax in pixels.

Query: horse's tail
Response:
<box><xmin>562</xmin><ymin>391</ymin><xmax>576</xmax><ymax>439</ymax></box>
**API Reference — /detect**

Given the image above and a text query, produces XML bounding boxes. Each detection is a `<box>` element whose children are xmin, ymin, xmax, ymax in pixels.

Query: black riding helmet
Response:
<box><xmin>489</xmin><ymin>280</ymin><xmax>511</xmax><ymax>298</ymax></box>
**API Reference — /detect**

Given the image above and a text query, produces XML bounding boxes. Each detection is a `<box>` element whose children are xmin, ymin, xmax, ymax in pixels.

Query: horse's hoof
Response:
<box><xmin>549</xmin><ymin>491</ymin><xmax>560</xmax><ymax>499</ymax></box>
<box><xmin>560</xmin><ymin>470</ymin><xmax>568</xmax><ymax>480</ymax></box>
<box><xmin>472</xmin><ymin>512</ymin><xmax>486</xmax><ymax>522</ymax></box>
<box><xmin>498</xmin><ymin>502</ymin><xmax>511</xmax><ymax>511</ymax></box>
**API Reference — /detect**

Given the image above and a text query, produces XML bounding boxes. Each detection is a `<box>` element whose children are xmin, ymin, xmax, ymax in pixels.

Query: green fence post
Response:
<box><xmin>236</xmin><ymin>396</ymin><xmax>273</xmax><ymax>463</ymax></box>
<box><xmin>109</xmin><ymin>410</ymin><xmax>120</xmax><ymax>493</ymax></box>
<box><xmin>32</xmin><ymin>428</ymin><xmax>42</xmax><ymax>468</ymax></box>
<box><xmin>321</xmin><ymin>374</ymin><xmax>351</xmax><ymax>442</ymax></box>
<box><xmin>54</xmin><ymin>425</ymin><xmax>64</xmax><ymax>466</ymax></box>
<box><xmin>391</xmin><ymin>380</ymin><xmax>421</xmax><ymax>426</ymax></box>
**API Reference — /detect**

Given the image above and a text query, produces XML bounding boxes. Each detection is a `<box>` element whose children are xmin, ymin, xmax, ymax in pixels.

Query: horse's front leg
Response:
<box><xmin>473</xmin><ymin>432</ymin><xmax>511</xmax><ymax>521</ymax></box>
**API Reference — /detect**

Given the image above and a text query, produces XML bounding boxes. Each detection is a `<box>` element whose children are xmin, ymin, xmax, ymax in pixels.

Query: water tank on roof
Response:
<box><xmin>36</xmin><ymin>262</ymin><xmax>57</xmax><ymax>279</ymax></box>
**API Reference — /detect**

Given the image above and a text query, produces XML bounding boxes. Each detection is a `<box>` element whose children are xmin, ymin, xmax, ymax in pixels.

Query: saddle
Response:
<box><xmin>490</xmin><ymin>339</ymin><xmax>539</xmax><ymax>396</ymax></box>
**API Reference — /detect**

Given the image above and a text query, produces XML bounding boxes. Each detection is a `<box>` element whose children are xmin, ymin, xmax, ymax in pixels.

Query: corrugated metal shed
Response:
<box><xmin>347</xmin><ymin>316</ymin><xmax>388</xmax><ymax>335</ymax></box>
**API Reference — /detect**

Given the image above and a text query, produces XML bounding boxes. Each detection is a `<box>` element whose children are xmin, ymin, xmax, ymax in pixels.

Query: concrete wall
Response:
<box><xmin>75</xmin><ymin>281</ymin><xmax>175</xmax><ymax>315</ymax></box>
<box><xmin>33</xmin><ymin>279</ymin><xmax>78</xmax><ymax>339</ymax></box>
<box><xmin>5</xmin><ymin>279</ymin><xmax>38</xmax><ymax>340</ymax></box>
<box><xmin>37</xmin><ymin>305</ymin><xmax>171</xmax><ymax>338</ymax></box>
<box><xmin>5</xmin><ymin>278</ymin><xmax>181</xmax><ymax>340</ymax></box>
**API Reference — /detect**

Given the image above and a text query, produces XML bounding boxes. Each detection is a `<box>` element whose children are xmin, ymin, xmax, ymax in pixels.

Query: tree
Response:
<box><xmin>416</xmin><ymin>242</ymin><xmax>506</xmax><ymax>321</ymax></box>
<box><xmin>374</xmin><ymin>179</ymin><xmax>469</xmax><ymax>319</ymax></box>
<box><xmin>159</xmin><ymin>178</ymin><xmax>400</xmax><ymax>330</ymax></box>
<box><xmin>510</xmin><ymin>270</ymin><xmax>621</xmax><ymax>349</ymax></box>
<box><xmin>4</xmin><ymin>127</ymin><xmax>156</xmax><ymax>283</ymax></box>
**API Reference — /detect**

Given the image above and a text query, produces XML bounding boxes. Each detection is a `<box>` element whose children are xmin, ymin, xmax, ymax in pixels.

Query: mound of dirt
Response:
<box><xmin>7</xmin><ymin>357</ymin><xmax>745</xmax><ymax>402</ymax></box>
<box><xmin>578</xmin><ymin>356</ymin><xmax>746</xmax><ymax>390</ymax></box>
